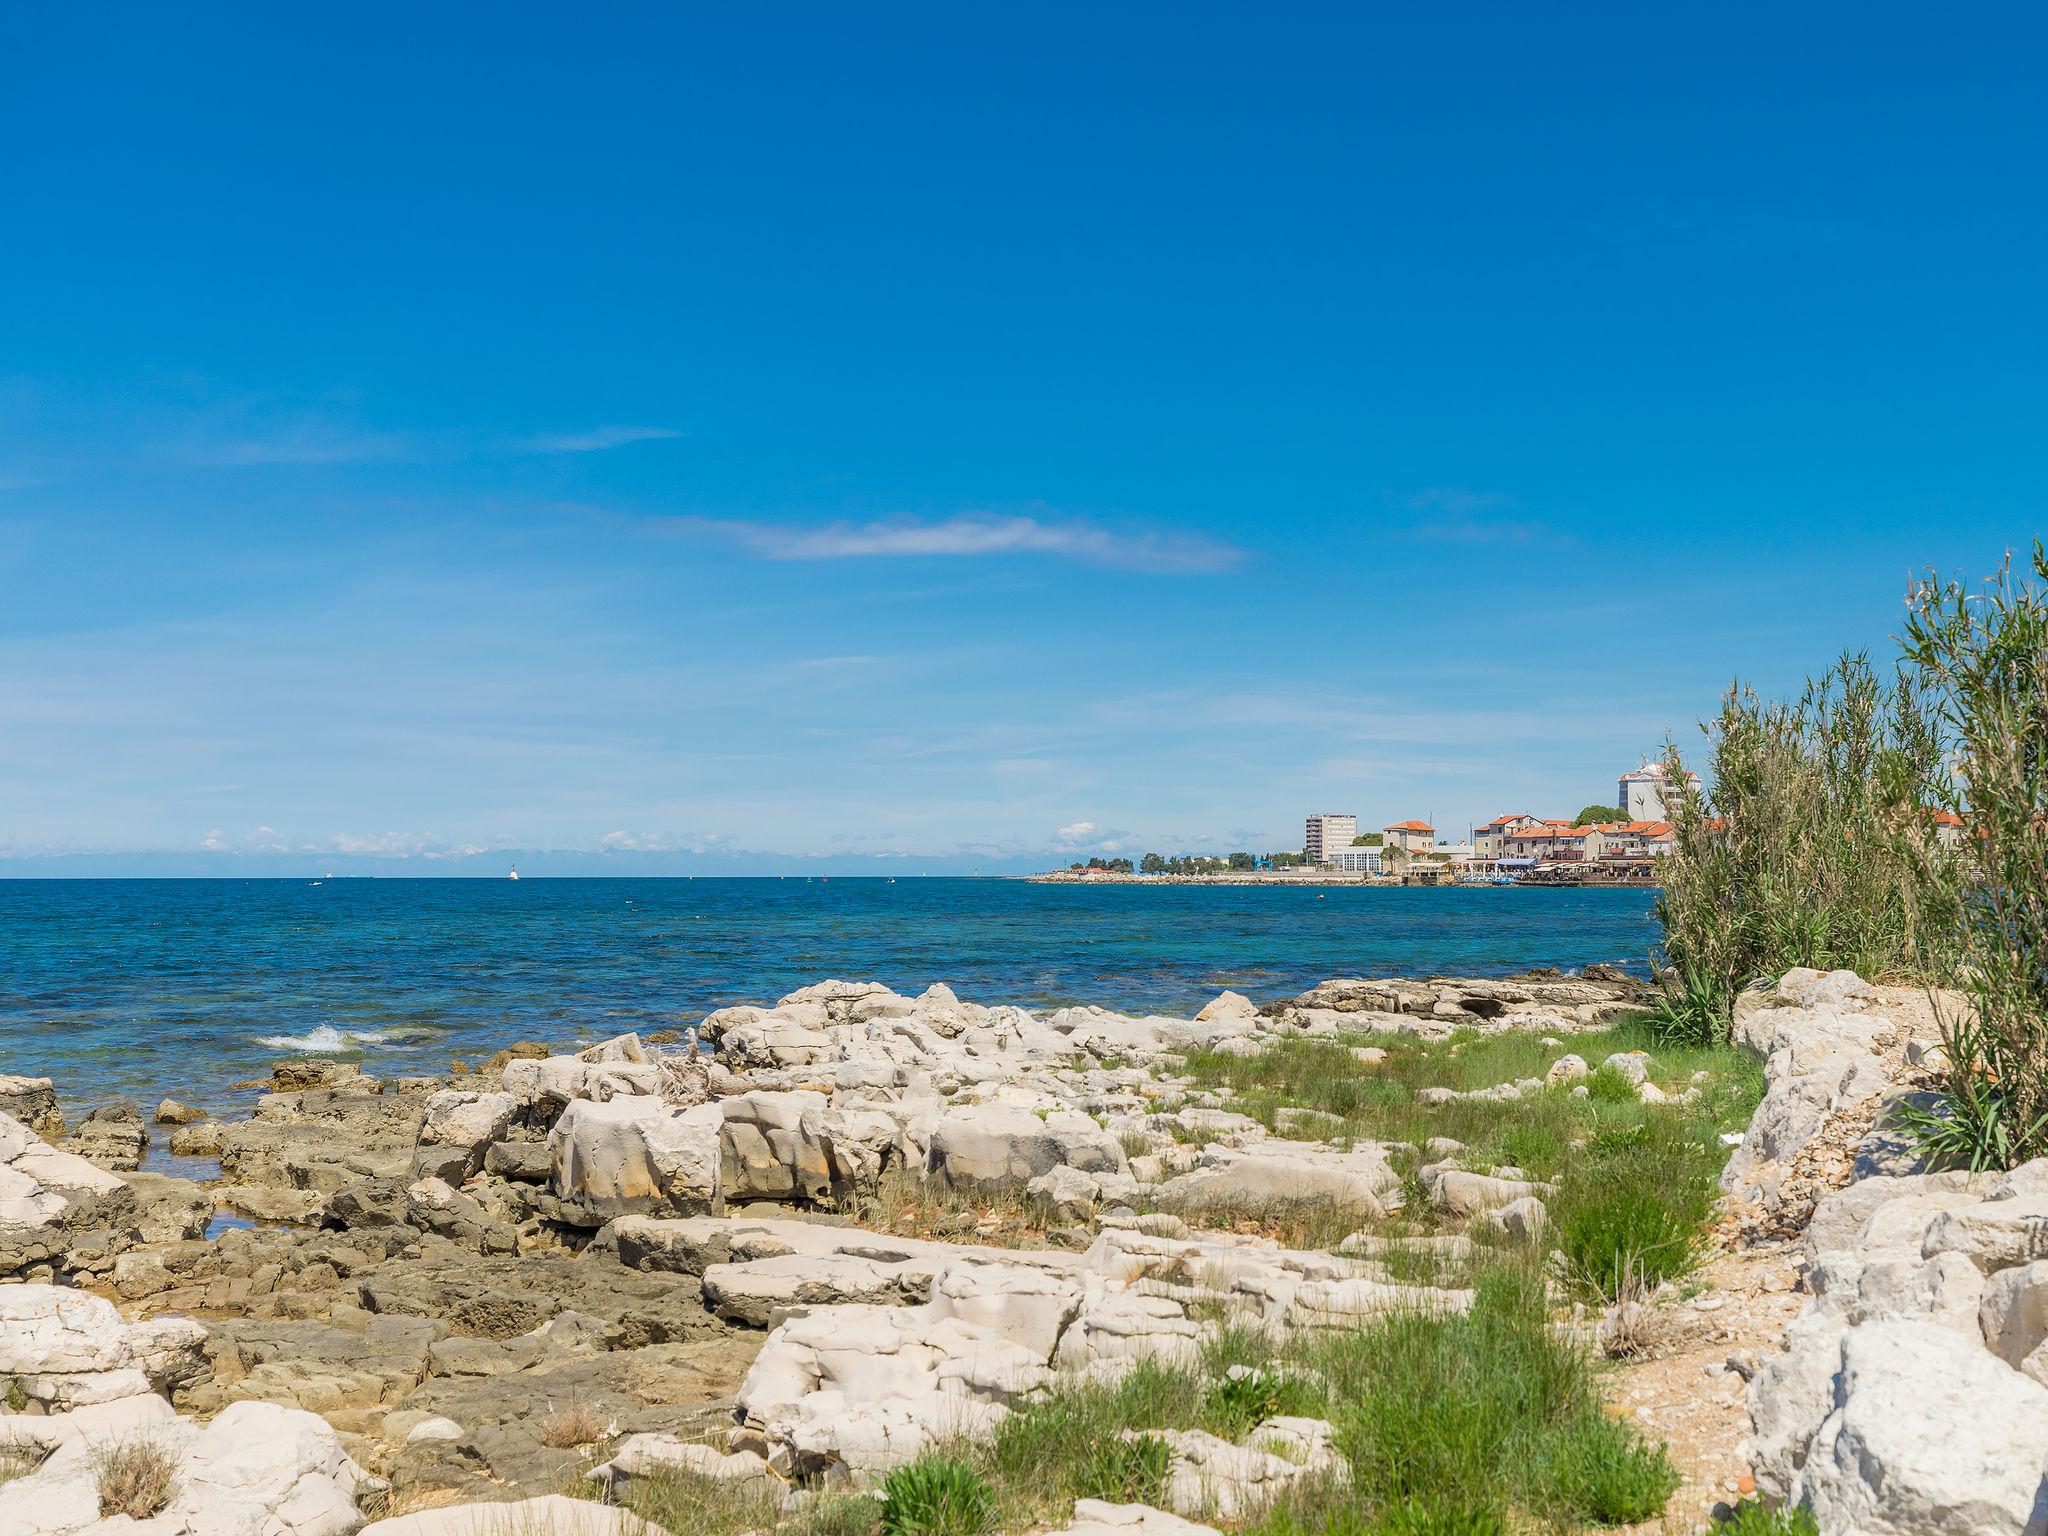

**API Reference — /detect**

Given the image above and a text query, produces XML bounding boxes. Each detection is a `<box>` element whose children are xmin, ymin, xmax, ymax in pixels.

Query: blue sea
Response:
<box><xmin>0</xmin><ymin>878</ymin><xmax>1660</xmax><ymax>1112</ymax></box>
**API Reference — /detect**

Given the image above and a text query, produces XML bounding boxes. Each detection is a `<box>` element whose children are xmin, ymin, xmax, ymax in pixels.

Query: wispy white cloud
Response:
<box><xmin>178</xmin><ymin>426</ymin><xmax>416</xmax><ymax>467</ymax></box>
<box><xmin>525</xmin><ymin>425</ymin><xmax>683</xmax><ymax>454</ymax></box>
<box><xmin>1051</xmin><ymin>819</ymin><xmax>1135</xmax><ymax>851</ymax></box>
<box><xmin>1400</xmin><ymin>488</ymin><xmax>1551</xmax><ymax>545</ymax></box>
<box><xmin>652</xmin><ymin>512</ymin><xmax>1247</xmax><ymax>574</ymax></box>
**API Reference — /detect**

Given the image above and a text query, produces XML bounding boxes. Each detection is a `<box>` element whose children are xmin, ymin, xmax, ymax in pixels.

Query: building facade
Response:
<box><xmin>1582</xmin><ymin>820</ymin><xmax>1675</xmax><ymax>859</ymax></box>
<box><xmin>1474</xmin><ymin>813</ymin><xmax>1541</xmax><ymax>859</ymax></box>
<box><xmin>1327</xmin><ymin>846</ymin><xmax>1383</xmax><ymax>873</ymax></box>
<box><xmin>1382</xmin><ymin>819</ymin><xmax>1435</xmax><ymax>853</ymax></box>
<box><xmin>1304</xmin><ymin>813</ymin><xmax>1358</xmax><ymax>865</ymax></box>
<box><xmin>1618</xmin><ymin>762</ymin><xmax>1702</xmax><ymax>822</ymax></box>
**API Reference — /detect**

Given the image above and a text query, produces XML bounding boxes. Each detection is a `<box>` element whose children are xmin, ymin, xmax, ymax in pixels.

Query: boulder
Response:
<box><xmin>1153</xmin><ymin>1142</ymin><xmax>1396</xmax><ymax>1218</ymax></box>
<box><xmin>61</xmin><ymin>1101</ymin><xmax>147</xmax><ymax>1171</ymax></box>
<box><xmin>1484</xmin><ymin>1195</ymin><xmax>1549</xmax><ymax>1242</ymax></box>
<box><xmin>0</xmin><ymin>1284</ymin><xmax>208</xmax><ymax>1411</ymax></box>
<box><xmin>1050</xmin><ymin>1502</ymin><xmax>1221</xmax><ymax>1536</ymax></box>
<box><xmin>1791</xmin><ymin>1318</ymin><xmax>2048</xmax><ymax>1536</ymax></box>
<box><xmin>411</xmin><ymin>1089</ymin><xmax>516</xmax><ymax>1182</ymax></box>
<box><xmin>549</xmin><ymin>1096</ymin><xmax>722</xmax><ymax>1221</ymax></box>
<box><xmin>720</xmin><ymin>1090</ymin><xmax>831</xmax><ymax>1203</ymax></box>
<box><xmin>0</xmin><ymin>1074</ymin><xmax>64</xmax><ymax>1137</ymax></box>
<box><xmin>1979</xmin><ymin>1259</ymin><xmax>2048</xmax><ymax>1386</ymax></box>
<box><xmin>1545</xmin><ymin>1055</ymin><xmax>1589</xmax><ymax>1088</ymax></box>
<box><xmin>1195</xmin><ymin>991</ymin><xmax>1259</xmax><ymax>1023</ymax></box>
<box><xmin>928</xmin><ymin>1103</ymin><xmax>1125</xmax><ymax>1195</ymax></box>
<box><xmin>592</xmin><ymin>1433</ymin><xmax>779</xmax><ymax>1496</ymax></box>
<box><xmin>1</xmin><ymin>1111</ymin><xmax>139</xmax><ymax>1279</ymax></box>
<box><xmin>1427</xmin><ymin>1168</ymin><xmax>1552</xmax><ymax>1218</ymax></box>
<box><xmin>1147</xmin><ymin>1417</ymin><xmax>1344</xmax><ymax>1519</ymax></box>
<box><xmin>155</xmin><ymin>1097</ymin><xmax>206</xmax><ymax>1125</ymax></box>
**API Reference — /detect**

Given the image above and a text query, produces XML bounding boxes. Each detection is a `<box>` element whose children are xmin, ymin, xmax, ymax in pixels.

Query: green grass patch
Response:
<box><xmin>879</xmin><ymin>1456</ymin><xmax>994</xmax><ymax>1536</ymax></box>
<box><xmin>1549</xmin><ymin>1113</ymin><xmax>1722</xmax><ymax>1301</ymax></box>
<box><xmin>1075</xmin><ymin>1434</ymin><xmax>1173</xmax><ymax>1505</ymax></box>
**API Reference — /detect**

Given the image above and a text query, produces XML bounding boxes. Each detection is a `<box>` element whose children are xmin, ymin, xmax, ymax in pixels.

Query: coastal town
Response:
<box><xmin>1036</xmin><ymin>763</ymin><xmax>1695</xmax><ymax>885</ymax></box>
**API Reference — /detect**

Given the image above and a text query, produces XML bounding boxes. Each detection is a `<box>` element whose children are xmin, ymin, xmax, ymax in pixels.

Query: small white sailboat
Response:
<box><xmin>508</xmin><ymin>866</ymin><xmax>520</xmax><ymax>881</ymax></box>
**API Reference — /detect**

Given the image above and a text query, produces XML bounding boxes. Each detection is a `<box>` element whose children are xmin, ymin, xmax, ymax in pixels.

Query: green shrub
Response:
<box><xmin>1587</xmin><ymin>1122</ymin><xmax>1650</xmax><ymax>1155</ymax></box>
<box><xmin>1550</xmin><ymin>1124</ymin><xmax>1717</xmax><ymax>1299</ymax></box>
<box><xmin>1585</xmin><ymin>1065</ymin><xmax>1640</xmax><ymax>1105</ymax></box>
<box><xmin>987</xmin><ymin>1358</ymin><xmax>1204</xmax><ymax>1500</ymax></box>
<box><xmin>1325</xmin><ymin>1266</ymin><xmax>1588</xmax><ymax>1509</ymax></box>
<box><xmin>1076</xmin><ymin>1434</ymin><xmax>1172</xmax><ymax>1505</ymax></box>
<box><xmin>1898</xmin><ymin>545</ymin><xmax>2048</xmax><ymax>1168</ymax></box>
<box><xmin>1530</xmin><ymin>1411</ymin><xmax>1679</xmax><ymax>1524</ymax></box>
<box><xmin>878</xmin><ymin>1456</ymin><xmax>993</xmax><ymax>1536</ymax></box>
<box><xmin>1203</xmin><ymin>1369</ymin><xmax>1323</xmax><ymax>1437</ymax></box>
<box><xmin>1715</xmin><ymin>1499</ymin><xmax>1820</xmax><ymax>1536</ymax></box>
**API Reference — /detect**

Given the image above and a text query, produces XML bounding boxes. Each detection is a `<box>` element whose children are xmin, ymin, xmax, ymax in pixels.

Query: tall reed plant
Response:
<box><xmin>1895</xmin><ymin>545</ymin><xmax>2048</xmax><ymax>1167</ymax></box>
<box><xmin>1652</xmin><ymin>654</ymin><xmax>1955</xmax><ymax>1043</ymax></box>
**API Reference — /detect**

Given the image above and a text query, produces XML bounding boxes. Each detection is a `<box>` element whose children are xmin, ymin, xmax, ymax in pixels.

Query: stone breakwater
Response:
<box><xmin>1727</xmin><ymin>968</ymin><xmax>2048</xmax><ymax>1536</ymax></box>
<box><xmin>2</xmin><ymin>966</ymin><xmax>1678</xmax><ymax>1534</ymax></box>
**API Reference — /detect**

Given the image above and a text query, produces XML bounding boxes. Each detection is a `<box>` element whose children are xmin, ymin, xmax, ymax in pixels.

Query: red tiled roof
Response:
<box><xmin>1477</xmin><ymin>813</ymin><xmax>1534</xmax><ymax>831</ymax></box>
<box><xmin>1932</xmin><ymin>810</ymin><xmax>1963</xmax><ymax>827</ymax></box>
<box><xmin>1384</xmin><ymin>819</ymin><xmax>1434</xmax><ymax>832</ymax></box>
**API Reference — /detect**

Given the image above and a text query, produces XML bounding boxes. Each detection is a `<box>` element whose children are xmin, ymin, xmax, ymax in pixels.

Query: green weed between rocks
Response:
<box><xmin>1713</xmin><ymin>1500</ymin><xmax>1820</xmax><ymax>1536</ymax></box>
<box><xmin>879</xmin><ymin>1456</ymin><xmax>995</xmax><ymax>1536</ymax></box>
<box><xmin>611</xmin><ymin>1263</ymin><xmax>1678</xmax><ymax>1535</ymax></box>
<box><xmin>1170</xmin><ymin>1015</ymin><xmax>1758</xmax><ymax>1297</ymax></box>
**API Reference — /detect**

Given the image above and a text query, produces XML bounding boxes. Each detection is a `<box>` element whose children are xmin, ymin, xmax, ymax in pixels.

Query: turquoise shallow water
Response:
<box><xmin>0</xmin><ymin>877</ymin><xmax>1660</xmax><ymax>1111</ymax></box>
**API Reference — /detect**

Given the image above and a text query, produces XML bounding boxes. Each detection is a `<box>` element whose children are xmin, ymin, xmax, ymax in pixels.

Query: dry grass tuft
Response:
<box><xmin>538</xmin><ymin>1399</ymin><xmax>611</xmax><ymax>1449</ymax></box>
<box><xmin>94</xmin><ymin>1436</ymin><xmax>179</xmax><ymax>1519</ymax></box>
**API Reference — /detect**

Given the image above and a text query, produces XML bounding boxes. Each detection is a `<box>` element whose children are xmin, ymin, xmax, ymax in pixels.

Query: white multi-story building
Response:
<box><xmin>1328</xmin><ymin>846</ymin><xmax>1383</xmax><ymax>873</ymax></box>
<box><xmin>1304</xmin><ymin>813</ymin><xmax>1358</xmax><ymax>865</ymax></box>
<box><xmin>1618</xmin><ymin>762</ymin><xmax>1701</xmax><ymax>822</ymax></box>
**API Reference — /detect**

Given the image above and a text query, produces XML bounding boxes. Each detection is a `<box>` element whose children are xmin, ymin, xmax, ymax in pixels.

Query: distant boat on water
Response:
<box><xmin>508</xmin><ymin>867</ymin><xmax>520</xmax><ymax>881</ymax></box>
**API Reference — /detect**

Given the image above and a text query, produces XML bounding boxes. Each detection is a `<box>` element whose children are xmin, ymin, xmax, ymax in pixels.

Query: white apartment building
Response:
<box><xmin>1304</xmin><ymin>813</ymin><xmax>1358</xmax><ymax>865</ymax></box>
<box><xmin>1619</xmin><ymin>762</ymin><xmax>1701</xmax><ymax>822</ymax></box>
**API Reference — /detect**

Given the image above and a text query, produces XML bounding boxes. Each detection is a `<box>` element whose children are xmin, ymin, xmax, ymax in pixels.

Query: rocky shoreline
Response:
<box><xmin>3</xmin><ymin>964</ymin><xmax>2038</xmax><ymax>1535</ymax></box>
<box><xmin>0</xmin><ymin>971</ymin><xmax>1642</xmax><ymax>1527</ymax></box>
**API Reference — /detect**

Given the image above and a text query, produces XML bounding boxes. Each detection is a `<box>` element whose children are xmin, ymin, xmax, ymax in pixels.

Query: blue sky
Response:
<box><xmin>3</xmin><ymin>6</ymin><xmax>2044</xmax><ymax>874</ymax></box>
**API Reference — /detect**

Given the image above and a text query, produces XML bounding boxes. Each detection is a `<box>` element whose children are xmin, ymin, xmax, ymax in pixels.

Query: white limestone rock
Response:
<box><xmin>1194</xmin><ymin>991</ymin><xmax>1259</xmax><ymax>1024</ymax></box>
<box><xmin>1791</xmin><ymin>1318</ymin><xmax>2048</xmax><ymax>1536</ymax></box>
<box><xmin>1047</xmin><ymin>1501</ymin><xmax>1220</xmax><ymax>1536</ymax></box>
<box><xmin>1152</xmin><ymin>1141</ymin><xmax>1396</xmax><ymax>1218</ymax></box>
<box><xmin>411</xmin><ymin>1089</ymin><xmax>516</xmax><ymax>1182</ymax></box>
<box><xmin>549</xmin><ymin>1096</ymin><xmax>722</xmax><ymax>1221</ymax></box>
<box><xmin>927</xmin><ymin>1103</ymin><xmax>1126</xmax><ymax>1195</ymax></box>
<box><xmin>362</xmin><ymin>1494</ymin><xmax>663</xmax><ymax>1536</ymax></box>
<box><xmin>592</xmin><ymin>1433</ymin><xmax>779</xmax><ymax>1495</ymax></box>
<box><xmin>1979</xmin><ymin>1259</ymin><xmax>2048</xmax><ymax>1386</ymax></box>
<box><xmin>0</xmin><ymin>1398</ymin><xmax>375</xmax><ymax>1536</ymax></box>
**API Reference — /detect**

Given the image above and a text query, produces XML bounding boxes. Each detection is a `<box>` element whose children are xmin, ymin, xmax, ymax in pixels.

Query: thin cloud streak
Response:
<box><xmin>651</xmin><ymin>512</ymin><xmax>1247</xmax><ymax>573</ymax></box>
<box><xmin>525</xmin><ymin>425</ymin><xmax>683</xmax><ymax>453</ymax></box>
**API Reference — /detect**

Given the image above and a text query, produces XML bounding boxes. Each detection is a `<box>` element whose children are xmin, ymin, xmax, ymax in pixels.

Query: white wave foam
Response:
<box><xmin>255</xmin><ymin>1026</ymin><xmax>389</xmax><ymax>1053</ymax></box>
